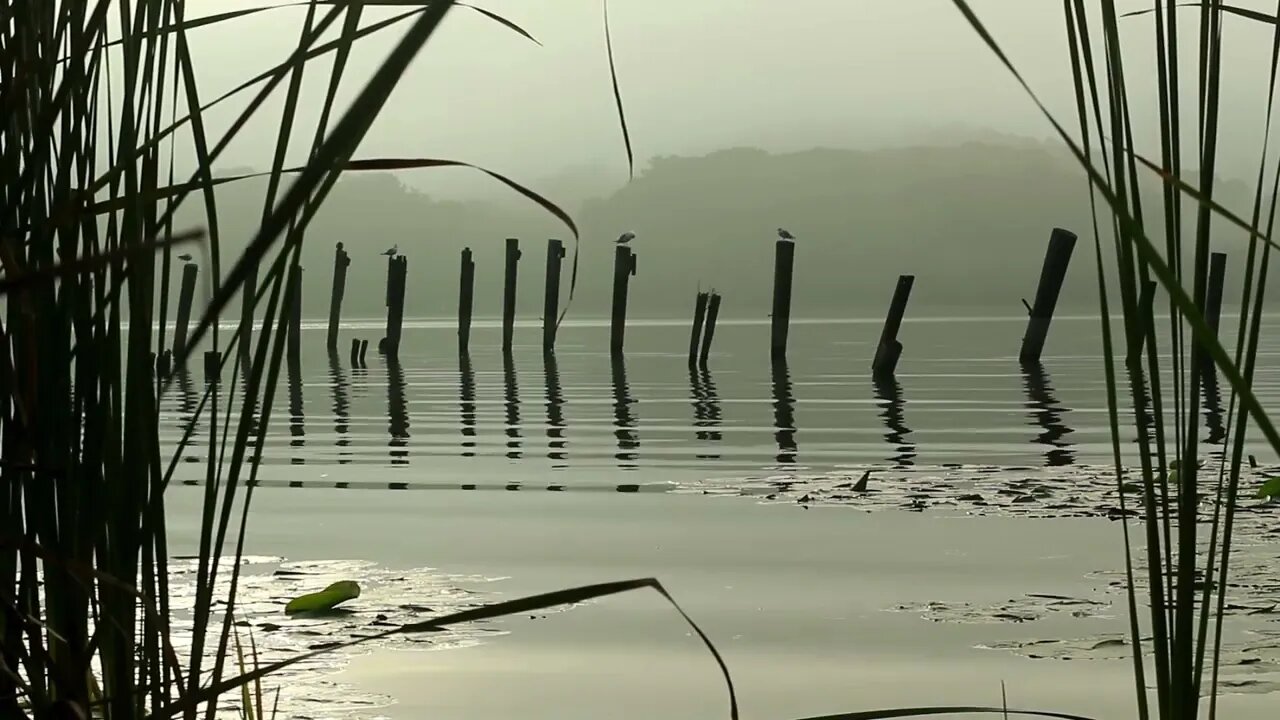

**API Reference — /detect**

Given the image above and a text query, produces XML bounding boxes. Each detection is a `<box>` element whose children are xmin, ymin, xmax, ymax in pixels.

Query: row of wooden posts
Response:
<box><xmin>162</xmin><ymin>227</ymin><xmax>1235</xmax><ymax>385</ymax></box>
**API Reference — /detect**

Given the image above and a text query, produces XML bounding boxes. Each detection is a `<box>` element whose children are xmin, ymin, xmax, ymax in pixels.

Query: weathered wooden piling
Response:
<box><xmin>380</xmin><ymin>255</ymin><xmax>407</xmax><ymax>357</ymax></box>
<box><xmin>156</xmin><ymin>350</ymin><xmax>172</xmax><ymax>379</ymax></box>
<box><xmin>458</xmin><ymin>247</ymin><xmax>475</xmax><ymax>353</ymax></box>
<box><xmin>1199</xmin><ymin>251</ymin><xmax>1228</xmax><ymax>380</ymax></box>
<box><xmin>872</xmin><ymin>275</ymin><xmax>915</xmax><ymax>379</ymax></box>
<box><xmin>1129</xmin><ymin>279</ymin><xmax>1158</xmax><ymax>363</ymax></box>
<box><xmin>326</xmin><ymin>242</ymin><xmax>350</xmax><ymax>352</ymax></box>
<box><xmin>350</xmin><ymin>338</ymin><xmax>361</xmax><ymax>366</ymax></box>
<box><xmin>359</xmin><ymin>339</ymin><xmax>369</xmax><ymax>367</ymax></box>
<box><xmin>287</xmin><ymin>264</ymin><xmax>302</xmax><ymax>376</ymax></box>
<box><xmin>542</xmin><ymin>239</ymin><xmax>566</xmax><ymax>352</ymax></box>
<box><xmin>1019</xmin><ymin>228</ymin><xmax>1078</xmax><ymax>365</ymax></box>
<box><xmin>172</xmin><ymin>263</ymin><xmax>198</xmax><ymax>360</ymax></box>
<box><xmin>202</xmin><ymin>350</ymin><xmax>220</xmax><ymax>385</ymax></box>
<box><xmin>770</xmin><ymin>239</ymin><xmax>796</xmax><ymax>360</ymax></box>
<box><xmin>699</xmin><ymin>292</ymin><xmax>722</xmax><ymax>368</ymax></box>
<box><xmin>688</xmin><ymin>292</ymin><xmax>709</xmax><ymax>367</ymax></box>
<box><xmin>610</xmin><ymin>246</ymin><xmax>638</xmax><ymax>356</ymax></box>
<box><xmin>502</xmin><ymin>238</ymin><xmax>521</xmax><ymax>355</ymax></box>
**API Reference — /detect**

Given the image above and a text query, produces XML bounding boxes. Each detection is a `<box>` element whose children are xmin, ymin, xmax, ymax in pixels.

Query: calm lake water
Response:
<box><xmin>159</xmin><ymin>311</ymin><xmax>1280</xmax><ymax>720</ymax></box>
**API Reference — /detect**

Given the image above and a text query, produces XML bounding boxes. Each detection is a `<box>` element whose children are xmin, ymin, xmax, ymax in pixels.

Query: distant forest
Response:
<box><xmin>167</xmin><ymin>138</ymin><xmax>1272</xmax><ymax>321</ymax></box>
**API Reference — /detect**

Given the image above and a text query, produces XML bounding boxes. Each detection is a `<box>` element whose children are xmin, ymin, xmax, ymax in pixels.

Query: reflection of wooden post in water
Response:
<box><xmin>240</xmin><ymin>265</ymin><xmax>257</xmax><ymax>368</ymax></box>
<box><xmin>458</xmin><ymin>248</ymin><xmax>475</xmax><ymax>353</ymax></box>
<box><xmin>350</xmin><ymin>338</ymin><xmax>360</xmax><ymax>366</ymax></box>
<box><xmin>543</xmin><ymin>352</ymin><xmax>567</xmax><ymax>463</ymax></box>
<box><xmin>610</xmin><ymin>356</ymin><xmax>639</xmax><ymax>466</ymax></box>
<box><xmin>288</xmin><ymin>367</ymin><xmax>305</xmax><ymax>465</ymax></box>
<box><xmin>770</xmin><ymin>360</ymin><xmax>797</xmax><ymax>464</ymax></box>
<box><xmin>327</xmin><ymin>242</ymin><xmax>351</xmax><ymax>352</ymax></box>
<box><xmin>1022</xmin><ymin>363</ymin><xmax>1074</xmax><ymax>467</ymax></box>
<box><xmin>542</xmin><ymin>240</ymin><xmax>565</xmax><ymax>352</ymax></box>
<box><xmin>380</xmin><ymin>255</ymin><xmax>407</xmax><ymax>358</ymax></box>
<box><xmin>688</xmin><ymin>292</ymin><xmax>709</xmax><ymax>368</ymax></box>
<box><xmin>287</xmin><ymin>264</ymin><xmax>303</xmax><ymax>377</ymax></box>
<box><xmin>770</xmin><ymin>240</ymin><xmax>795</xmax><ymax>361</ymax></box>
<box><xmin>872</xmin><ymin>275</ymin><xmax>914</xmax><ymax>379</ymax></box>
<box><xmin>173</xmin><ymin>263</ymin><xmax>199</xmax><ymax>363</ymax></box>
<box><xmin>359</xmin><ymin>339</ymin><xmax>369</xmax><ymax>367</ymax></box>
<box><xmin>1019</xmin><ymin>228</ymin><xmax>1077</xmax><ymax>364</ymax></box>
<box><xmin>203</xmin><ymin>350</ymin><xmax>220</xmax><ymax>385</ymax></box>
<box><xmin>502</xmin><ymin>238</ymin><xmax>521</xmax><ymax>355</ymax></box>
<box><xmin>699</xmin><ymin>292</ymin><xmax>722</xmax><ymax>368</ymax></box>
<box><xmin>458</xmin><ymin>352</ymin><xmax>477</xmax><ymax>457</ymax></box>
<box><xmin>502</xmin><ymin>354</ymin><xmax>522</xmax><ymax>459</ymax></box>
<box><xmin>689</xmin><ymin>366</ymin><xmax>723</xmax><ymax>457</ymax></box>
<box><xmin>1200</xmin><ymin>251</ymin><xmax>1228</xmax><ymax>380</ymax></box>
<box><xmin>387</xmin><ymin>357</ymin><xmax>410</xmax><ymax>466</ymax></box>
<box><xmin>873</xmin><ymin>376</ymin><xmax>914</xmax><ymax>467</ymax></box>
<box><xmin>328</xmin><ymin>354</ymin><xmax>352</xmax><ymax>465</ymax></box>
<box><xmin>610</xmin><ymin>246</ymin><xmax>637</xmax><ymax>356</ymax></box>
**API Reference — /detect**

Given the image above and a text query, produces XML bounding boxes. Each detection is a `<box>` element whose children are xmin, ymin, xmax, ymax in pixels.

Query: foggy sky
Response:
<box><xmin>181</xmin><ymin>0</ymin><xmax>1280</xmax><ymax>202</ymax></box>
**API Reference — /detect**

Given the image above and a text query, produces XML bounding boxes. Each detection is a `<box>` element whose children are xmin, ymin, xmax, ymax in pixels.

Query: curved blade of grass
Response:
<box><xmin>945</xmin><ymin>0</ymin><xmax>1280</xmax><ymax>458</ymax></box>
<box><xmin>0</xmin><ymin>228</ymin><xmax>202</xmax><ymax>294</ymax></box>
<box><xmin>148</xmin><ymin>578</ymin><xmax>739</xmax><ymax>720</ymax></box>
<box><xmin>1121</xmin><ymin>4</ymin><xmax>1274</xmax><ymax>23</ymax></box>
<box><xmin>603</xmin><ymin>0</ymin><xmax>633</xmax><ymax>179</ymax></box>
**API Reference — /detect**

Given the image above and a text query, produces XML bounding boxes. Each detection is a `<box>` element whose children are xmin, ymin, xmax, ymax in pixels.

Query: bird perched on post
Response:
<box><xmin>777</xmin><ymin>228</ymin><xmax>796</xmax><ymax>241</ymax></box>
<box><xmin>381</xmin><ymin>244</ymin><xmax>398</xmax><ymax>257</ymax></box>
<box><xmin>177</xmin><ymin>253</ymin><xmax>193</xmax><ymax>262</ymax></box>
<box><xmin>615</xmin><ymin>231</ymin><xmax>636</xmax><ymax>245</ymax></box>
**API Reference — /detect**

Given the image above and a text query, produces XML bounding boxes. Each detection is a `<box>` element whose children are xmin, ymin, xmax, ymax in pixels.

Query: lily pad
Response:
<box><xmin>285</xmin><ymin>580</ymin><xmax>361</xmax><ymax>615</ymax></box>
<box><xmin>1256</xmin><ymin>477</ymin><xmax>1280</xmax><ymax>500</ymax></box>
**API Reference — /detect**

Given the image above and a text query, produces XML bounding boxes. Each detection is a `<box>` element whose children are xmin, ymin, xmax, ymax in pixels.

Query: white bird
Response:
<box><xmin>177</xmin><ymin>253</ymin><xmax>193</xmax><ymax>262</ymax></box>
<box><xmin>381</xmin><ymin>244</ymin><xmax>398</xmax><ymax>257</ymax></box>
<box><xmin>615</xmin><ymin>231</ymin><xmax>636</xmax><ymax>245</ymax></box>
<box><xmin>777</xmin><ymin>228</ymin><xmax>796</xmax><ymax>241</ymax></box>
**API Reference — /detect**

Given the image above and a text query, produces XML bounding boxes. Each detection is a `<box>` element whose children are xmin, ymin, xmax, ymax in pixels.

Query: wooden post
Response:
<box><xmin>872</xmin><ymin>275</ymin><xmax>914</xmax><ymax>379</ymax></box>
<box><xmin>502</xmin><ymin>238</ymin><xmax>521</xmax><ymax>355</ymax></box>
<box><xmin>699</xmin><ymin>292</ymin><xmax>722</xmax><ymax>368</ymax></box>
<box><xmin>610</xmin><ymin>246</ymin><xmax>637</xmax><ymax>356</ymax></box>
<box><xmin>380</xmin><ymin>255</ymin><xmax>407</xmax><ymax>357</ymax></box>
<box><xmin>688</xmin><ymin>291</ymin><xmax>709</xmax><ymax>368</ymax></box>
<box><xmin>350</xmin><ymin>338</ymin><xmax>360</xmax><ymax>365</ymax></box>
<box><xmin>1019</xmin><ymin>228</ymin><xmax>1077</xmax><ymax>364</ymax></box>
<box><xmin>458</xmin><ymin>247</ymin><xmax>475</xmax><ymax>353</ymax></box>
<box><xmin>542</xmin><ymin>239</ymin><xmax>565</xmax><ymax>352</ymax></box>
<box><xmin>202</xmin><ymin>350</ymin><xmax>220</xmax><ymax>385</ymax></box>
<box><xmin>172</xmin><ymin>263</ymin><xmax>198</xmax><ymax>360</ymax></box>
<box><xmin>359</xmin><ymin>339</ymin><xmax>369</xmax><ymax>367</ymax></box>
<box><xmin>1204</xmin><ymin>251</ymin><xmax>1228</xmax><ymax>343</ymax></box>
<box><xmin>326</xmin><ymin>242</ymin><xmax>350</xmax><ymax>352</ymax></box>
<box><xmin>770</xmin><ymin>239</ymin><xmax>795</xmax><ymax>360</ymax></box>
<box><xmin>287</xmin><ymin>264</ymin><xmax>302</xmax><ymax>377</ymax></box>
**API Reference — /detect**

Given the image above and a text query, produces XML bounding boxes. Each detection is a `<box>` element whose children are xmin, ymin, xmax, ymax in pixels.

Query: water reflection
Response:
<box><xmin>503</xmin><ymin>354</ymin><xmax>522</xmax><ymax>459</ymax></box>
<box><xmin>1202</xmin><ymin>373</ymin><xmax>1226</xmax><ymax>450</ymax></box>
<box><xmin>689</xmin><ymin>366</ymin><xmax>722</xmax><ymax>459</ymax></box>
<box><xmin>1022</xmin><ymin>363</ymin><xmax>1075</xmax><ymax>467</ymax></box>
<box><xmin>543</xmin><ymin>352</ymin><xmax>568</xmax><ymax>465</ymax></box>
<box><xmin>770</xmin><ymin>360</ymin><xmax>797</xmax><ymax>465</ymax></box>
<box><xmin>387</xmin><ymin>356</ymin><xmax>409</xmax><ymax>466</ymax></box>
<box><xmin>176</xmin><ymin>369</ymin><xmax>200</xmax><ymax>457</ymax></box>
<box><xmin>287</xmin><ymin>364</ymin><xmax>305</xmax><ymax>465</ymax></box>
<box><xmin>873</xmin><ymin>376</ymin><xmax>915</xmax><ymax>467</ymax></box>
<box><xmin>328</xmin><ymin>352</ymin><xmax>352</xmax><ymax>465</ymax></box>
<box><xmin>611</xmin><ymin>357</ymin><xmax>639</xmax><ymax>467</ymax></box>
<box><xmin>458</xmin><ymin>352</ymin><xmax>477</xmax><ymax>458</ymax></box>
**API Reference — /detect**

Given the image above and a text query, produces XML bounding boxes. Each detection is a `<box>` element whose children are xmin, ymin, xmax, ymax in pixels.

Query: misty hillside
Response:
<box><xmin>169</xmin><ymin>140</ymin><xmax>1271</xmax><ymax>322</ymax></box>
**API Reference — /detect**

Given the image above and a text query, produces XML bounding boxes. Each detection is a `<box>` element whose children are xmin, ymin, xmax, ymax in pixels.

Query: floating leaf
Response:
<box><xmin>1255</xmin><ymin>478</ymin><xmax>1280</xmax><ymax>500</ymax></box>
<box><xmin>285</xmin><ymin>581</ymin><xmax>361</xmax><ymax>615</ymax></box>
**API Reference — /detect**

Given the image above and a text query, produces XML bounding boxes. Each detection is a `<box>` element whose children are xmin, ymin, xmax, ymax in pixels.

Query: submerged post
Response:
<box><xmin>610</xmin><ymin>246</ymin><xmax>638</xmax><ymax>356</ymax></box>
<box><xmin>287</xmin><ymin>264</ymin><xmax>303</xmax><ymax>376</ymax></box>
<box><xmin>502</xmin><ymin>238</ymin><xmax>521</xmax><ymax>355</ymax></box>
<box><xmin>771</xmin><ymin>239</ymin><xmax>795</xmax><ymax>361</ymax></box>
<box><xmin>380</xmin><ymin>255</ymin><xmax>407</xmax><ymax>357</ymax></box>
<box><xmin>542</xmin><ymin>239</ymin><xmax>565</xmax><ymax>352</ymax></box>
<box><xmin>350</xmin><ymin>338</ymin><xmax>361</xmax><ymax>366</ymax></box>
<box><xmin>172</xmin><ymin>263</ymin><xmax>198</xmax><ymax>360</ymax></box>
<box><xmin>1200</xmin><ymin>251</ymin><xmax>1228</xmax><ymax>379</ymax></box>
<box><xmin>1019</xmin><ymin>228</ymin><xmax>1078</xmax><ymax>365</ymax></box>
<box><xmin>872</xmin><ymin>275</ymin><xmax>915</xmax><ymax>379</ymax></box>
<box><xmin>326</xmin><ymin>242</ymin><xmax>351</xmax><ymax>352</ymax></box>
<box><xmin>699</xmin><ymin>292</ymin><xmax>722</xmax><ymax>368</ymax></box>
<box><xmin>458</xmin><ymin>247</ymin><xmax>475</xmax><ymax>353</ymax></box>
<box><xmin>688</xmin><ymin>292</ymin><xmax>709</xmax><ymax>368</ymax></box>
